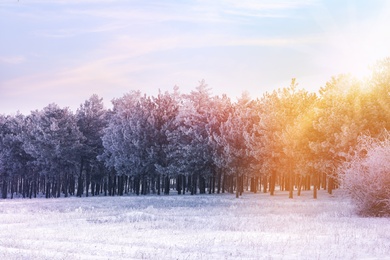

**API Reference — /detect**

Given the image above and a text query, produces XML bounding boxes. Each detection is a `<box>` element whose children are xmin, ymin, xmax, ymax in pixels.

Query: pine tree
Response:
<box><xmin>23</xmin><ymin>104</ymin><xmax>83</xmax><ymax>198</ymax></box>
<box><xmin>76</xmin><ymin>94</ymin><xmax>108</xmax><ymax>197</ymax></box>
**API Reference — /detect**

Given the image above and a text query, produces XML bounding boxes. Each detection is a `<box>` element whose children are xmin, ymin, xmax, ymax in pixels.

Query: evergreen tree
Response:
<box><xmin>0</xmin><ymin>114</ymin><xmax>33</xmax><ymax>199</ymax></box>
<box><xmin>23</xmin><ymin>104</ymin><xmax>83</xmax><ymax>198</ymax></box>
<box><xmin>76</xmin><ymin>94</ymin><xmax>108</xmax><ymax>197</ymax></box>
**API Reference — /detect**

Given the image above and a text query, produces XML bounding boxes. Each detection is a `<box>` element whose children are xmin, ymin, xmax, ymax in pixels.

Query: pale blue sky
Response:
<box><xmin>1</xmin><ymin>0</ymin><xmax>390</xmax><ymax>114</ymax></box>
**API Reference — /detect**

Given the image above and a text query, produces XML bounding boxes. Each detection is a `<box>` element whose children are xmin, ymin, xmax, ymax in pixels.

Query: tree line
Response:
<box><xmin>1</xmin><ymin>58</ymin><xmax>390</xmax><ymax>200</ymax></box>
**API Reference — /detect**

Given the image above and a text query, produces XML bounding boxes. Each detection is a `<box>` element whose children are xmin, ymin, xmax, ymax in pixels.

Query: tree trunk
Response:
<box><xmin>51</xmin><ymin>182</ymin><xmax>57</xmax><ymax>198</ymax></box>
<box><xmin>45</xmin><ymin>181</ymin><xmax>51</xmax><ymax>199</ymax></box>
<box><xmin>134</xmin><ymin>176</ymin><xmax>140</xmax><ymax>195</ymax></box>
<box><xmin>297</xmin><ymin>175</ymin><xmax>302</xmax><ymax>196</ymax></box>
<box><xmin>91</xmin><ymin>181</ymin><xmax>95</xmax><ymax>196</ymax></box>
<box><xmin>69</xmin><ymin>174</ymin><xmax>75</xmax><ymax>196</ymax></box>
<box><xmin>111</xmin><ymin>174</ymin><xmax>116</xmax><ymax>196</ymax></box>
<box><xmin>56</xmin><ymin>181</ymin><xmax>61</xmax><ymax>198</ymax></box>
<box><xmin>125</xmin><ymin>175</ymin><xmax>129</xmax><ymax>194</ymax></box>
<box><xmin>142</xmin><ymin>176</ymin><xmax>148</xmax><ymax>195</ymax></box>
<box><xmin>177</xmin><ymin>174</ymin><xmax>182</xmax><ymax>195</ymax></box>
<box><xmin>1</xmin><ymin>176</ymin><xmax>7</xmax><ymax>199</ymax></box>
<box><xmin>270</xmin><ymin>170</ymin><xmax>276</xmax><ymax>196</ymax></box>
<box><xmin>104</xmin><ymin>177</ymin><xmax>108</xmax><ymax>196</ymax></box>
<box><xmin>263</xmin><ymin>175</ymin><xmax>268</xmax><ymax>193</ymax></box>
<box><xmin>63</xmin><ymin>172</ymin><xmax>69</xmax><ymax>198</ymax></box>
<box><xmin>77</xmin><ymin>159</ymin><xmax>84</xmax><ymax>197</ymax></box>
<box><xmin>191</xmin><ymin>173</ymin><xmax>197</xmax><ymax>195</ymax></box>
<box><xmin>18</xmin><ymin>177</ymin><xmax>22</xmax><ymax>196</ymax></box>
<box><xmin>164</xmin><ymin>175</ymin><xmax>170</xmax><ymax>195</ymax></box>
<box><xmin>313</xmin><ymin>173</ymin><xmax>318</xmax><ymax>199</ymax></box>
<box><xmin>221</xmin><ymin>172</ymin><xmax>225</xmax><ymax>193</ymax></box>
<box><xmin>151</xmin><ymin>176</ymin><xmax>155</xmax><ymax>194</ymax></box>
<box><xmin>306</xmin><ymin>175</ymin><xmax>311</xmax><ymax>190</ymax></box>
<box><xmin>85</xmin><ymin>169</ymin><xmax>90</xmax><ymax>197</ymax></box>
<box><xmin>33</xmin><ymin>172</ymin><xmax>38</xmax><ymax>198</ymax></box>
<box><xmin>289</xmin><ymin>169</ymin><xmax>293</xmax><ymax>199</ymax></box>
<box><xmin>182</xmin><ymin>174</ymin><xmax>186</xmax><ymax>195</ymax></box>
<box><xmin>77</xmin><ymin>174</ymin><xmax>83</xmax><ymax>197</ymax></box>
<box><xmin>157</xmin><ymin>174</ymin><xmax>161</xmax><ymax>195</ymax></box>
<box><xmin>199</xmin><ymin>176</ymin><xmax>206</xmax><ymax>194</ymax></box>
<box><xmin>322</xmin><ymin>172</ymin><xmax>327</xmax><ymax>190</ymax></box>
<box><xmin>22</xmin><ymin>177</ymin><xmax>27</xmax><ymax>198</ymax></box>
<box><xmin>29</xmin><ymin>179</ymin><xmax>33</xmax><ymax>199</ymax></box>
<box><xmin>140</xmin><ymin>176</ymin><xmax>144</xmax><ymax>195</ymax></box>
<box><xmin>239</xmin><ymin>175</ymin><xmax>243</xmax><ymax>196</ymax></box>
<box><xmin>208</xmin><ymin>176</ymin><xmax>212</xmax><ymax>194</ymax></box>
<box><xmin>217</xmin><ymin>171</ymin><xmax>221</xmax><ymax>194</ymax></box>
<box><xmin>280</xmin><ymin>175</ymin><xmax>284</xmax><ymax>191</ymax></box>
<box><xmin>11</xmin><ymin>177</ymin><xmax>15</xmax><ymax>199</ymax></box>
<box><xmin>96</xmin><ymin>182</ymin><xmax>101</xmax><ymax>196</ymax></box>
<box><xmin>235</xmin><ymin>172</ymin><xmax>239</xmax><ymax>198</ymax></box>
<box><xmin>211</xmin><ymin>174</ymin><xmax>215</xmax><ymax>194</ymax></box>
<box><xmin>230</xmin><ymin>175</ymin><xmax>234</xmax><ymax>194</ymax></box>
<box><xmin>118</xmin><ymin>175</ymin><xmax>123</xmax><ymax>196</ymax></box>
<box><xmin>328</xmin><ymin>176</ymin><xmax>333</xmax><ymax>195</ymax></box>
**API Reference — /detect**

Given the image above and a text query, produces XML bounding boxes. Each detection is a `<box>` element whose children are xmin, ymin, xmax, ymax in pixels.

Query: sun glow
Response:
<box><xmin>314</xmin><ymin>1</ymin><xmax>390</xmax><ymax>85</ymax></box>
<box><xmin>328</xmin><ymin>23</ymin><xmax>390</xmax><ymax>83</ymax></box>
<box><xmin>341</xmin><ymin>36</ymin><xmax>386</xmax><ymax>80</ymax></box>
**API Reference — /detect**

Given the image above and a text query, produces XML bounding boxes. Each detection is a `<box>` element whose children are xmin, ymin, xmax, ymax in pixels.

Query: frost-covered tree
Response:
<box><xmin>151</xmin><ymin>87</ymin><xmax>181</xmax><ymax>195</ymax></box>
<box><xmin>208</xmin><ymin>94</ymin><xmax>232</xmax><ymax>194</ymax></box>
<box><xmin>76</xmin><ymin>94</ymin><xmax>108</xmax><ymax>197</ymax></box>
<box><xmin>218</xmin><ymin>92</ymin><xmax>258</xmax><ymax>198</ymax></box>
<box><xmin>341</xmin><ymin>131</ymin><xmax>390</xmax><ymax>217</ymax></box>
<box><xmin>0</xmin><ymin>114</ymin><xmax>33</xmax><ymax>199</ymax></box>
<box><xmin>102</xmin><ymin>91</ymin><xmax>172</xmax><ymax>195</ymax></box>
<box><xmin>256</xmin><ymin>90</ymin><xmax>284</xmax><ymax>195</ymax></box>
<box><xmin>256</xmin><ymin>80</ymin><xmax>317</xmax><ymax>198</ymax></box>
<box><xmin>278</xmin><ymin>80</ymin><xmax>318</xmax><ymax>198</ymax></box>
<box><xmin>24</xmin><ymin>104</ymin><xmax>83</xmax><ymax>198</ymax></box>
<box><xmin>101</xmin><ymin>91</ymin><xmax>143</xmax><ymax>194</ymax></box>
<box><xmin>166</xmin><ymin>81</ymin><xmax>216</xmax><ymax>195</ymax></box>
<box><xmin>310</xmin><ymin>75</ymin><xmax>360</xmax><ymax>194</ymax></box>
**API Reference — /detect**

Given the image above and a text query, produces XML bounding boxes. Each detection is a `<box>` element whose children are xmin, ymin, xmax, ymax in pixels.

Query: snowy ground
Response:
<box><xmin>0</xmin><ymin>190</ymin><xmax>389</xmax><ymax>260</ymax></box>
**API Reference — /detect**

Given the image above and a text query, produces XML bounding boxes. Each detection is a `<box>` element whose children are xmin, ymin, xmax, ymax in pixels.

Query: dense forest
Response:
<box><xmin>1</xmin><ymin>58</ymin><xmax>390</xmax><ymax>207</ymax></box>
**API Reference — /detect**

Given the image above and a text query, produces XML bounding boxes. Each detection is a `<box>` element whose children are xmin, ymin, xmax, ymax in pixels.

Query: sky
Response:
<box><xmin>1</xmin><ymin>0</ymin><xmax>390</xmax><ymax>115</ymax></box>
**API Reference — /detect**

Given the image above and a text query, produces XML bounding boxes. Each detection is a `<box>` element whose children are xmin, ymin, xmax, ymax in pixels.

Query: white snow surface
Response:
<box><xmin>1</xmin><ymin>190</ymin><xmax>389</xmax><ymax>260</ymax></box>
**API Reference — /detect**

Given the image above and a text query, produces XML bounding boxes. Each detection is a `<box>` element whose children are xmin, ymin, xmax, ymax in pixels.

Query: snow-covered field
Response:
<box><xmin>1</xmin><ymin>190</ymin><xmax>389</xmax><ymax>260</ymax></box>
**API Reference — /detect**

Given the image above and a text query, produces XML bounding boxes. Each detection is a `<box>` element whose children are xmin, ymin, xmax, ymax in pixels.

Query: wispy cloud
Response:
<box><xmin>0</xmin><ymin>55</ymin><xmax>26</xmax><ymax>65</ymax></box>
<box><xmin>219</xmin><ymin>0</ymin><xmax>317</xmax><ymax>10</ymax></box>
<box><xmin>34</xmin><ymin>23</ymin><xmax>127</xmax><ymax>38</ymax></box>
<box><xmin>194</xmin><ymin>0</ymin><xmax>318</xmax><ymax>19</ymax></box>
